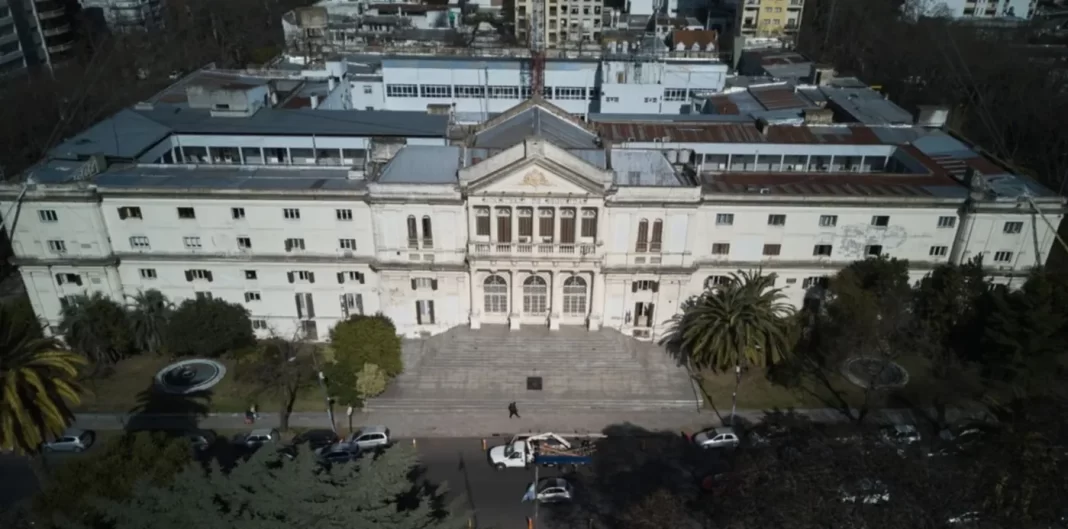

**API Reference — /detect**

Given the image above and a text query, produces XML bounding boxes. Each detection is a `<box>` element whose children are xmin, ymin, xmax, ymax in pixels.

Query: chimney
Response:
<box><xmin>328</xmin><ymin>77</ymin><xmax>336</xmax><ymax>91</ymax></box>
<box><xmin>310</xmin><ymin>94</ymin><xmax>320</xmax><ymax>109</ymax></box>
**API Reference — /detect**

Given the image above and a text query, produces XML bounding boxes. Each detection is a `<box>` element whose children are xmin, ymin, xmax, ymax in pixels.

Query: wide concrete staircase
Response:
<box><xmin>366</xmin><ymin>325</ymin><xmax>701</xmax><ymax>411</ymax></box>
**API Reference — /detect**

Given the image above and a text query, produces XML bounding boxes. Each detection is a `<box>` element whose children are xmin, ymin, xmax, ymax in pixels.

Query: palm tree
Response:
<box><xmin>126</xmin><ymin>289</ymin><xmax>174</xmax><ymax>355</ymax></box>
<box><xmin>673</xmin><ymin>271</ymin><xmax>796</xmax><ymax>425</ymax></box>
<box><xmin>58</xmin><ymin>292</ymin><xmax>133</xmax><ymax>365</ymax></box>
<box><xmin>0</xmin><ymin>303</ymin><xmax>88</xmax><ymax>456</ymax></box>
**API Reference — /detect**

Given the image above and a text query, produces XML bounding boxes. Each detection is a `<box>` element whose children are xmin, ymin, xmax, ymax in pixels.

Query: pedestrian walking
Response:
<box><xmin>508</xmin><ymin>401</ymin><xmax>521</xmax><ymax>419</ymax></box>
<box><xmin>245</xmin><ymin>406</ymin><xmax>255</xmax><ymax>424</ymax></box>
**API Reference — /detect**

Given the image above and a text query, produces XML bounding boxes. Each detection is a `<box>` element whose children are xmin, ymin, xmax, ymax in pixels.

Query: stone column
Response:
<box><xmin>548</xmin><ymin>271</ymin><xmax>561</xmax><ymax>331</ymax></box>
<box><xmin>468</xmin><ymin>271</ymin><xmax>481</xmax><ymax>330</ymax></box>
<box><xmin>509</xmin><ymin>270</ymin><xmax>522</xmax><ymax>331</ymax></box>
<box><xmin>588</xmin><ymin>272</ymin><xmax>606</xmax><ymax>331</ymax></box>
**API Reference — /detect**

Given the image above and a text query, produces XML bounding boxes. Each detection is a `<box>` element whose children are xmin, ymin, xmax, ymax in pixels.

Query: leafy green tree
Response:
<box><xmin>978</xmin><ymin>270</ymin><xmax>1068</xmax><ymax>393</ymax></box>
<box><xmin>913</xmin><ymin>257</ymin><xmax>988</xmax><ymax>373</ymax></box>
<box><xmin>59</xmin><ymin>292</ymin><xmax>135</xmax><ymax>365</ymax></box>
<box><xmin>96</xmin><ymin>443</ymin><xmax>466</xmax><ymax>529</ymax></box>
<box><xmin>356</xmin><ymin>363</ymin><xmax>388</xmax><ymax>399</ymax></box>
<box><xmin>3</xmin><ymin>296</ymin><xmax>43</xmax><ymax>339</ymax></box>
<box><xmin>0</xmin><ymin>303</ymin><xmax>87</xmax><ymax>456</ymax></box>
<box><xmin>234</xmin><ymin>335</ymin><xmax>317</xmax><ymax>431</ymax></box>
<box><xmin>163</xmin><ymin>297</ymin><xmax>255</xmax><ymax>358</ymax></box>
<box><xmin>328</xmin><ymin>314</ymin><xmax>403</xmax><ymax>403</ymax></box>
<box><xmin>33</xmin><ymin>431</ymin><xmax>192</xmax><ymax>527</ymax></box>
<box><xmin>667</xmin><ymin>271</ymin><xmax>795</xmax><ymax>424</ymax></box>
<box><xmin>125</xmin><ymin>290</ymin><xmax>174</xmax><ymax>355</ymax></box>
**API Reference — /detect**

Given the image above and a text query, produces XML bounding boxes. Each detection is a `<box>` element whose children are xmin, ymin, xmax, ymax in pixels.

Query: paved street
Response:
<box><xmin>0</xmin><ymin>437</ymin><xmax>567</xmax><ymax>529</ymax></box>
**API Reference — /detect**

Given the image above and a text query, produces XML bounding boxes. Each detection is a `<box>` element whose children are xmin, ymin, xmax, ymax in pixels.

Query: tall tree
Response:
<box><xmin>670</xmin><ymin>271</ymin><xmax>795</xmax><ymax>424</ymax></box>
<box><xmin>234</xmin><ymin>333</ymin><xmax>320</xmax><ymax>431</ymax></box>
<box><xmin>326</xmin><ymin>314</ymin><xmax>403</xmax><ymax>407</ymax></box>
<box><xmin>59</xmin><ymin>292</ymin><xmax>135</xmax><ymax>365</ymax></box>
<box><xmin>33</xmin><ymin>431</ymin><xmax>192</xmax><ymax>528</ymax></box>
<box><xmin>95</xmin><ymin>444</ymin><xmax>466</xmax><ymax>529</ymax></box>
<box><xmin>125</xmin><ymin>290</ymin><xmax>174</xmax><ymax>355</ymax></box>
<box><xmin>0</xmin><ymin>304</ymin><xmax>87</xmax><ymax>456</ymax></box>
<box><xmin>163</xmin><ymin>298</ymin><xmax>255</xmax><ymax>358</ymax></box>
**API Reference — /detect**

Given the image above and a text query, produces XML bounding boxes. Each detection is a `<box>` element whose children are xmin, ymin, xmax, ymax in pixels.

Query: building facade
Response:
<box><xmin>909</xmin><ymin>0</ymin><xmax>1036</xmax><ymax>19</ymax></box>
<box><xmin>2</xmin><ymin>82</ymin><xmax>1063</xmax><ymax>343</ymax></box>
<box><xmin>80</xmin><ymin>0</ymin><xmax>164</xmax><ymax>31</ymax></box>
<box><xmin>729</xmin><ymin>0</ymin><xmax>805</xmax><ymax>38</ymax></box>
<box><xmin>0</xmin><ymin>0</ymin><xmax>77</xmax><ymax>76</ymax></box>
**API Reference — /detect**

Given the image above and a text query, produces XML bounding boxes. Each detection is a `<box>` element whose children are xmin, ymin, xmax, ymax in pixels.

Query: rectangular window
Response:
<box><xmin>866</xmin><ymin>245</ymin><xmax>883</xmax><ymax>256</ymax></box>
<box><xmin>802</xmin><ymin>277</ymin><xmax>826</xmax><ymax>289</ymax></box>
<box><xmin>581</xmin><ymin>208</ymin><xmax>597</xmax><ymax>238</ymax></box>
<box><xmin>183</xmin><ymin>236</ymin><xmax>202</xmax><ymax>249</ymax></box>
<box><xmin>341</xmin><ymin>293</ymin><xmax>364</xmax><ymax>316</ymax></box>
<box><xmin>716</xmin><ymin>213</ymin><xmax>734</xmax><ymax>226</ymax></box>
<box><xmin>993</xmin><ymin>251</ymin><xmax>1013</xmax><ymax>263</ymax></box>
<box><xmin>518</xmin><ymin>208</ymin><xmax>534</xmax><ymax>239</ymax></box>
<box><xmin>813</xmin><ymin>244</ymin><xmax>832</xmax><ymax>256</ymax></box>
<box><xmin>139</xmin><ymin>268</ymin><xmax>157</xmax><ymax>279</ymax></box>
<box><xmin>336</xmin><ymin>209</ymin><xmax>353</xmax><ymax>221</ymax></box>
<box><xmin>819</xmin><ymin>215</ymin><xmax>838</xmax><ymax>227</ymax></box>
<box><xmin>415</xmin><ymin>300</ymin><xmax>436</xmax><ymax>325</ymax></box>
<box><xmin>55</xmin><ymin>273</ymin><xmax>82</xmax><ymax>286</ymax></box>
<box><xmin>289</xmin><ymin>270</ymin><xmax>316</xmax><ymax>283</ymax></box>
<box><xmin>487</xmin><ymin>85</ymin><xmax>520</xmax><ymax>99</ymax></box>
<box><xmin>929</xmin><ymin>246</ymin><xmax>948</xmax><ymax>257</ymax></box>
<box><xmin>232</xmin><ymin>207</ymin><xmax>246</xmax><ymax>219</ymax></box>
<box><xmin>476</xmin><ymin>207</ymin><xmax>491</xmax><ymax>236</ymax></box>
<box><xmin>561</xmin><ymin>208</ymin><xmax>577</xmax><ymax>245</ymax></box>
<box><xmin>763</xmin><ymin>244</ymin><xmax>781</xmax><ymax>256</ymax></box>
<box><xmin>632</xmin><ymin>280</ymin><xmax>659</xmax><ymax>292</ymax></box>
<box><xmin>1003</xmin><ymin>221</ymin><xmax>1023</xmax><ymax>234</ymax></box>
<box><xmin>497</xmin><ymin>208</ymin><xmax>513</xmax><ymax>243</ymax></box>
<box><xmin>338</xmin><ymin>271</ymin><xmax>366</xmax><ymax>284</ymax></box>
<box><xmin>177</xmin><ymin>207</ymin><xmax>196</xmax><ymax>219</ymax></box>
<box><xmin>195</xmin><ymin>292</ymin><xmax>213</xmax><ymax>301</ymax></box>
<box><xmin>47</xmin><ymin>240</ymin><xmax>67</xmax><ymax>253</ymax></box>
<box><xmin>237</xmin><ymin>237</ymin><xmax>252</xmax><ymax>249</ymax></box>
<box><xmin>407</xmin><ymin>215</ymin><xmax>419</xmax><ymax>249</ymax></box>
<box><xmin>419</xmin><ymin>84</ymin><xmax>452</xmax><ymax>98</ymax></box>
<box><xmin>554</xmin><ymin>86</ymin><xmax>586</xmax><ymax>100</ymax></box>
<box><xmin>538</xmin><ymin>208</ymin><xmax>554</xmax><ymax>243</ymax></box>
<box><xmin>712</xmin><ymin>243</ymin><xmax>730</xmax><ymax>255</ymax></box>
<box><xmin>767</xmin><ymin>214</ymin><xmax>787</xmax><ymax>226</ymax></box>
<box><xmin>117</xmin><ymin>206</ymin><xmax>143</xmax><ymax>220</ymax></box>
<box><xmin>38</xmin><ymin>210</ymin><xmax>58</xmax><ymax>222</ymax></box>
<box><xmin>411</xmin><ymin>277</ymin><xmax>438</xmax><ymax>290</ymax></box>
<box><xmin>252</xmin><ymin>320</ymin><xmax>268</xmax><ymax>330</ymax></box>
<box><xmin>245</xmin><ymin>270</ymin><xmax>258</xmax><ymax>280</ymax></box>
<box><xmin>422</xmin><ymin>216</ymin><xmax>434</xmax><ymax>248</ymax></box>
<box><xmin>663</xmin><ymin>88</ymin><xmax>687</xmax><ymax>101</ymax></box>
<box><xmin>130</xmin><ymin>236</ymin><xmax>150</xmax><ymax>249</ymax></box>
<box><xmin>244</xmin><ymin>292</ymin><xmax>261</xmax><ymax>302</ymax></box>
<box><xmin>185</xmin><ymin>269</ymin><xmax>213</xmax><ymax>281</ymax></box>
<box><xmin>294</xmin><ymin>292</ymin><xmax>315</xmax><ymax>319</ymax></box>
<box><xmin>283</xmin><ymin>208</ymin><xmax>301</xmax><ymax>220</ymax></box>
<box><xmin>284</xmin><ymin>238</ymin><xmax>306</xmax><ymax>252</ymax></box>
<box><xmin>871</xmin><ymin>215</ymin><xmax>890</xmax><ymax>227</ymax></box>
<box><xmin>386</xmin><ymin>84</ymin><xmax>418</xmax><ymax>97</ymax></box>
<box><xmin>339</xmin><ymin>238</ymin><xmax>357</xmax><ymax>250</ymax></box>
<box><xmin>937</xmin><ymin>216</ymin><xmax>956</xmax><ymax>228</ymax></box>
<box><xmin>455</xmin><ymin>85</ymin><xmax>486</xmax><ymax>98</ymax></box>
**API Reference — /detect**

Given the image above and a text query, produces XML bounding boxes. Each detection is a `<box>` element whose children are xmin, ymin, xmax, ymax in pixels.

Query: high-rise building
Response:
<box><xmin>515</xmin><ymin>0</ymin><xmax>605</xmax><ymax>47</ymax></box>
<box><xmin>732</xmin><ymin>0</ymin><xmax>805</xmax><ymax>40</ymax></box>
<box><xmin>0</xmin><ymin>0</ymin><xmax>77</xmax><ymax>76</ymax></box>
<box><xmin>79</xmin><ymin>0</ymin><xmax>163</xmax><ymax>32</ymax></box>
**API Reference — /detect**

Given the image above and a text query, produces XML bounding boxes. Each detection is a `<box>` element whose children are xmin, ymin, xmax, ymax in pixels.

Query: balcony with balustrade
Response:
<box><xmin>469</xmin><ymin>241</ymin><xmax>599</xmax><ymax>260</ymax></box>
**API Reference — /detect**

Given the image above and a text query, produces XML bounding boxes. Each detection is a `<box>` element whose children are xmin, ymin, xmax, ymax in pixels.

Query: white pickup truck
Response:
<box><xmin>487</xmin><ymin>432</ymin><xmax>602</xmax><ymax>470</ymax></box>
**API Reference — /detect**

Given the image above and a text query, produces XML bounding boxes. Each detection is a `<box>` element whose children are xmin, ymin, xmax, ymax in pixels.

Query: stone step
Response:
<box><xmin>365</xmin><ymin>397</ymin><xmax>701</xmax><ymax>412</ymax></box>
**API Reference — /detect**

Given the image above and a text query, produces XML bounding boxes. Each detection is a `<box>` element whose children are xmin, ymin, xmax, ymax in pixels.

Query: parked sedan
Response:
<box><xmin>42</xmin><ymin>428</ymin><xmax>95</xmax><ymax>453</ymax></box>
<box><xmin>346</xmin><ymin>426</ymin><xmax>391</xmax><ymax>451</ymax></box>
<box><xmin>522</xmin><ymin>478</ymin><xmax>574</xmax><ymax>503</ymax></box>
<box><xmin>232</xmin><ymin>428</ymin><xmax>280</xmax><ymax>451</ymax></box>
<box><xmin>692</xmin><ymin>427</ymin><xmax>740</xmax><ymax>450</ymax></box>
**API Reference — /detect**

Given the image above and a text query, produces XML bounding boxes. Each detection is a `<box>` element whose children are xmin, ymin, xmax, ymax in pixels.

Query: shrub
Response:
<box><xmin>164</xmin><ymin>298</ymin><xmax>255</xmax><ymax>357</ymax></box>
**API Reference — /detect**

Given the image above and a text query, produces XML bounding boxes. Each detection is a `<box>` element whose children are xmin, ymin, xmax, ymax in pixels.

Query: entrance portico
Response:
<box><xmin>469</xmin><ymin>268</ymin><xmax>606</xmax><ymax>331</ymax></box>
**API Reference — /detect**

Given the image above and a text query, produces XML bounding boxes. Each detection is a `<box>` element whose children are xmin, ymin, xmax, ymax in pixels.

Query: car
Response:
<box><xmin>186</xmin><ymin>430</ymin><xmax>217</xmax><ymax>452</ymax></box>
<box><xmin>881</xmin><ymin>424</ymin><xmax>921</xmax><ymax>445</ymax></box>
<box><xmin>692</xmin><ymin>427</ymin><xmax>740</xmax><ymax>450</ymax></box>
<box><xmin>42</xmin><ymin>428</ymin><xmax>95</xmax><ymax>453</ymax></box>
<box><xmin>293</xmin><ymin>429</ymin><xmax>340</xmax><ymax>451</ymax></box>
<box><xmin>838</xmin><ymin>478</ymin><xmax>890</xmax><ymax>505</ymax></box>
<box><xmin>317</xmin><ymin>445</ymin><xmax>361</xmax><ymax>465</ymax></box>
<box><xmin>232</xmin><ymin>428</ymin><xmax>280</xmax><ymax>450</ymax></box>
<box><xmin>522</xmin><ymin>477</ymin><xmax>574</xmax><ymax>503</ymax></box>
<box><xmin>346</xmin><ymin>426</ymin><xmax>391</xmax><ymax>450</ymax></box>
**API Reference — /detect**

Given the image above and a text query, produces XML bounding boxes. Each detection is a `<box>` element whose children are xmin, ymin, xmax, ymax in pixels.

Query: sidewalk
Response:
<box><xmin>73</xmin><ymin>406</ymin><xmax>989</xmax><ymax>437</ymax></box>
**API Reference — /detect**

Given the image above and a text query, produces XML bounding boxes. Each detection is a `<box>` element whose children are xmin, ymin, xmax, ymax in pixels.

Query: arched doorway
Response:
<box><xmin>484</xmin><ymin>274</ymin><xmax>508</xmax><ymax>314</ymax></box>
<box><xmin>562</xmin><ymin>276</ymin><xmax>588</xmax><ymax>316</ymax></box>
<box><xmin>522</xmin><ymin>276</ymin><xmax>548</xmax><ymax>315</ymax></box>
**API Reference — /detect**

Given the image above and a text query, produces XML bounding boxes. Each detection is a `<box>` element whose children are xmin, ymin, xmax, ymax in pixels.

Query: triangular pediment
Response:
<box><xmin>472</xmin><ymin>97</ymin><xmax>600</xmax><ymax>150</ymax></box>
<box><xmin>461</xmin><ymin>138</ymin><xmax>612</xmax><ymax>195</ymax></box>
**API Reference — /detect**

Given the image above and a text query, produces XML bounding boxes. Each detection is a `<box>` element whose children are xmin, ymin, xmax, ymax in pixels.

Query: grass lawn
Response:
<box><xmin>78</xmin><ymin>355</ymin><xmax>327</xmax><ymax>414</ymax></box>
<box><xmin>697</xmin><ymin>353</ymin><xmax>976</xmax><ymax>415</ymax></box>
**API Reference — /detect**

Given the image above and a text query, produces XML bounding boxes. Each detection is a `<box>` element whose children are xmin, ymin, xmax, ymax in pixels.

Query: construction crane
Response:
<box><xmin>527</xmin><ymin>0</ymin><xmax>546</xmax><ymax>98</ymax></box>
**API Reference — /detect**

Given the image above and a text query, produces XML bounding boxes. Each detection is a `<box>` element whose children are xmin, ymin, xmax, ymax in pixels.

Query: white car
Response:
<box><xmin>881</xmin><ymin>424</ymin><xmax>921</xmax><ymax>445</ymax></box>
<box><xmin>42</xmin><ymin>428</ymin><xmax>95</xmax><ymax>453</ymax></box>
<box><xmin>523</xmin><ymin>477</ymin><xmax>574</xmax><ymax>503</ymax></box>
<box><xmin>346</xmin><ymin>426</ymin><xmax>391</xmax><ymax>450</ymax></box>
<box><xmin>693</xmin><ymin>427</ymin><xmax>740</xmax><ymax>450</ymax></box>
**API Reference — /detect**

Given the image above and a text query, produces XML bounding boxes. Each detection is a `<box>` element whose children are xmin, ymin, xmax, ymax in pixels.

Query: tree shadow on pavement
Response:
<box><xmin>125</xmin><ymin>387</ymin><xmax>212</xmax><ymax>433</ymax></box>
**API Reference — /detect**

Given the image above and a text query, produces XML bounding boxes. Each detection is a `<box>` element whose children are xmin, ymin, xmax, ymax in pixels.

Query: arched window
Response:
<box><xmin>421</xmin><ymin>216</ymin><xmax>434</xmax><ymax>248</ymax></box>
<box><xmin>522</xmin><ymin>276</ymin><xmax>548</xmax><ymax>314</ymax></box>
<box><xmin>406</xmin><ymin>215</ymin><xmax>418</xmax><ymax>249</ymax></box>
<box><xmin>484</xmin><ymin>275</ymin><xmax>508</xmax><ymax>314</ymax></box>
<box><xmin>650</xmin><ymin>219</ymin><xmax>663</xmax><ymax>252</ymax></box>
<box><xmin>562</xmin><ymin>276</ymin><xmax>588</xmax><ymax>315</ymax></box>
<box><xmin>635</xmin><ymin>219</ymin><xmax>649</xmax><ymax>252</ymax></box>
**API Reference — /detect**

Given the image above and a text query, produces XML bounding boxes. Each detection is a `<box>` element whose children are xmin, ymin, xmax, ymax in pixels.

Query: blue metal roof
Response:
<box><xmin>52</xmin><ymin>109</ymin><xmax>173</xmax><ymax>160</ymax></box>
<box><xmin>376</xmin><ymin>146</ymin><xmax>461</xmax><ymax>184</ymax></box>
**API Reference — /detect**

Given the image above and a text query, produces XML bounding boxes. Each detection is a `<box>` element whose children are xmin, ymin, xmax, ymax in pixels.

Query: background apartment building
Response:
<box><xmin>515</xmin><ymin>0</ymin><xmax>606</xmax><ymax>46</ymax></box>
<box><xmin>0</xmin><ymin>0</ymin><xmax>77</xmax><ymax>76</ymax></box>
<box><xmin>79</xmin><ymin>0</ymin><xmax>164</xmax><ymax>31</ymax></box>
<box><xmin>912</xmin><ymin>0</ymin><xmax>1037</xmax><ymax>19</ymax></box>
<box><xmin>732</xmin><ymin>0</ymin><xmax>805</xmax><ymax>38</ymax></box>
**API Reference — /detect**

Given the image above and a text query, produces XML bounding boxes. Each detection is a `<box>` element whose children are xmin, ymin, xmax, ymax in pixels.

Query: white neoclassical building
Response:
<box><xmin>2</xmin><ymin>77</ymin><xmax>1064</xmax><ymax>342</ymax></box>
